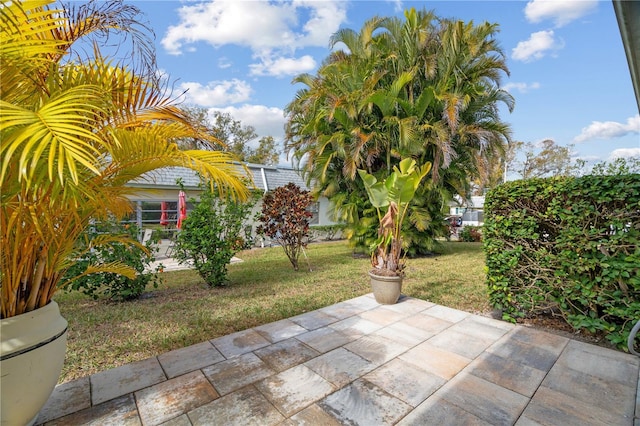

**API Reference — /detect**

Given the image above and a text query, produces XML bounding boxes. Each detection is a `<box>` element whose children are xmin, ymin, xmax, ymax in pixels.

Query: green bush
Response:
<box><xmin>459</xmin><ymin>226</ymin><xmax>482</xmax><ymax>242</ymax></box>
<box><xmin>63</xmin><ymin>221</ymin><xmax>160</xmax><ymax>301</ymax></box>
<box><xmin>173</xmin><ymin>185</ymin><xmax>259</xmax><ymax>286</ymax></box>
<box><xmin>484</xmin><ymin>174</ymin><xmax>640</xmax><ymax>350</ymax></box>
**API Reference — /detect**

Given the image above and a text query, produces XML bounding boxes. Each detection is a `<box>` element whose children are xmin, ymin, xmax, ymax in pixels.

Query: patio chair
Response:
<box><xmin>140</xmin><ymin>229</ymin><xmax>153</xmax><ymax>245</ymax></box>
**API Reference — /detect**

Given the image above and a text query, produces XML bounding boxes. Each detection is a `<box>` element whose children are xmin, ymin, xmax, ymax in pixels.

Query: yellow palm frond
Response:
<box><xmin>0</xmin><ymin>85</ymin><xmax>108</xmax><ymax>185</ymax></box>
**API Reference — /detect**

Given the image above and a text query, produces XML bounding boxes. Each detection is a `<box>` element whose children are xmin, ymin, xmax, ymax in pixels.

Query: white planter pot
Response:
<box><xmin>369</xmin><ymin>272</ymin><xmax>403</xmax><ymax>304</ymax></box>
<box><xmin>1</xmin><ymin>301</ymin><xmax>68</xmax><ymax>426</ymax></box>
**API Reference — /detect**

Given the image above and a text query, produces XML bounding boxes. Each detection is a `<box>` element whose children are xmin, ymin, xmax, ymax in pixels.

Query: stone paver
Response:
<box><xmin>135</xmin><ymin>370</ymin><xmax>218</xmax><ymax>425</ymax></box>
<box><xmin>423</xmin><ymin>304</ymin><xmax>469</xmax><ymax>322</ymax></box>
<box><xmin>284</xmin><ymin>404</ymin><xmax>342</xmax><ymax>425</ymax></box>
<box><xmin>428</xmin><ymin>326</ymin><xmax>499</xmax><ymax>359</ymax></box>
<box><xmin>210</xmin><ymin>328</ymin><xmax>270</xmax><ymax>358</ymax></box>
<box><xmin>364</xmin><ymin>358</ymin><xmax>446</xmax><ymax>407</ymax></box>
<box><xmin>449</xmin><ymin>316</ymin><xmax>512</xmax><ymax>342</ymax></box>
<box><xmin>255</xmin><ymin>365</ymin><xmax>335</xmax><ymax>417</ymax></box>
<box><xmin>397</xmin><ymin>395</ymin><xmax>492</xmax><ymax>426</ymax></box>
<box><xmin>317</xmin><ymin>300</ymin><xmax>369</xmax><ymax>320</ymax></box>
<box><xmin>202</xmin><ymin>352</ymin><xmax>275</xmax><ymax>396</ymax></box>
<box><xmin>36</xmin><ymin>296</ymin><xmax>640</xmax><ymax>426</ymax></box>
<box><xmin>304</xmin><ymin>347</ymin><xmax>375</xmax><ymax>387</ymax></box>
<box><xmin>372</xmin><ymin>320</ymin><xmax>437</xmax><ymax>347</ymax></box>
<box><xmin>36</xmin><ymin>377</ymin><xmax>90</xmax><ymax>424</ymax></box>
<box><xmin>157</xmin><ymin>341</ymin><xmax>224</xmax><ymax>379</ymax></box>
<box><xmin>344</xmin><ymin>333</ymin><xmax>411</xmax><ymax>365</ymax></box>
<box><xmin>399</xmin><ymin>342</ymin><xmax>472</xmax><ymax>380</ymax></box>
<box><xmin>254</xmin><ymin>319</ymin><xmax>307</xmax><ymax>343</ymax></box>
<box><xmin>90</xmin><ymin>357</ymin><xmax>166</xmax><ymax>405</ymax></box>
<box><xmin>518</xmin><ymin>385</ymin><xmax>631</xmax><ymax>426</ymax></box>
<box><xmin>488</xmin><ymin>328</ymin><xmax>567</xmax><ymax>372</ymax></box>
<box><xmin>358</xmin><ymin>306</ymin><xmax>408</xmax><ymax>326</ymax></box>
<box><xmin>540</xmin><ymin>357</ymin><xmax>637</xmax><ymax>420</ymax></box>
<box><xmin>381</xmin><ymin>296</ymin><xmax>434</xmax><ymax>314</ymax></box>
<box><xmin>44</xmin><ymin>394</ymin><xmax>141</xmax><ymax>426</ymax></box>
<box><xmin>399</xmin><ymin>311</ymin><xmax>453</xmax><ymax>335</ymax></box>
<box><xmin>435</xmin><ymin>373</ymin><xmax>530</xmax><ymax>424</ymax></box>
<box><xmin>187</xmin><ymin>385</ymin><xmax>284</xmax><ymax>426</ymax></box>
<box><xmin>159</xmin><ymin>415</ymin><xmax>191</xmax><ymax>426</ymax></box>
<box><xmin>468</xmin><ymin>351</ymin><xmax>548</xmax><ymax>398</ymax></box>
<box><xmin>295</xmin><ymin>326</ymin><xmax>354</xmax><ymax>353</ymax></box>
<box><xmin>328</xmin><ymin>315</ymin><xmax>383</xmax><ymax>338</ymax></box>
<box><xmin>254</xmin><ymin>338</ymin><xmax>320</xmax><ymax>372</ymax></box>
<box><xmin>289</xmin><ymin>310</ymin><xmax>339</xmax><ymax>330</ymax></box>
<box><xmin>317</xmin><ymin>379</ymin><xmax>412</xmax><ymax>425</ymax></box>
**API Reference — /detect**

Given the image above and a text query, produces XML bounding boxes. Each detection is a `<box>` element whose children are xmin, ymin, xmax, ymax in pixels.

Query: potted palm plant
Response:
<box><xmin>357</xmin><ymin>158</ymin><xmax>431</xmax><ymax>304</ymax></box>
<box><xmin>0</xmin><ymin>1</ymin><xmax>248</xmax><ymax>425</ymax></box>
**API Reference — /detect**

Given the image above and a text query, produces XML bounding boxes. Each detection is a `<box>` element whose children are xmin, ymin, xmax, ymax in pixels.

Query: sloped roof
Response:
<box><xmin>127</xmin><ymin>163</ymin><xmax>308</xmax><ymax>192</ymax></box>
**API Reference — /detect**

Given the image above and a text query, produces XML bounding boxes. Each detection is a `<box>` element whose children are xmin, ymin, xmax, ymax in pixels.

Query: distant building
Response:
<box><xmin>448</xmin><ymin>195</ymin><xmax>485</xmax><ymax>226</ymax></box>
<box><xmin>125</xmin><ymin>163</ymin><xmax>338</xmax><ymax>234</ymax></box>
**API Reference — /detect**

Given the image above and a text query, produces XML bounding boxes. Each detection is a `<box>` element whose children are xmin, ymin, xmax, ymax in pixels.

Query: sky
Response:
<box><xmin>131</xmin><ymin>0</ymin><xmax>640</xmax><ymax>173</ymax></box>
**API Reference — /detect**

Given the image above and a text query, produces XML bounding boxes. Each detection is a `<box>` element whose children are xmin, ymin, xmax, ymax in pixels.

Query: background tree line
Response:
<box><xmin>178</xmin><ymin>107</ymin><xmax>280</xmax><ymax>166</ymax></box>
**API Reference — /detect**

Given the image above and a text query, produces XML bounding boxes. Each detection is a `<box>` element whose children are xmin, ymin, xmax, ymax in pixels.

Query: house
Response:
<box><xmin>124</xmin><ymin>163</ymin><xmax>339</xmax><ymax>236</ymax></box>
<box><xmin>448</xmin><ymin>195</ymin><xmax>485</xmax><ymax>226</ymax></box>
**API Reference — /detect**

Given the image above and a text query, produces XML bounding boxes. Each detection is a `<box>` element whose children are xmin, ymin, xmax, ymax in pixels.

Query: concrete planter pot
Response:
<box><xmin>1</xmin><ymin>301</ymin><xmax>68</xmax><ymax>426</ymax></box>
<box><xmin>369</xmin><ymin>271</ymin><xmax>403</xmax><ymax>304</ymax></box>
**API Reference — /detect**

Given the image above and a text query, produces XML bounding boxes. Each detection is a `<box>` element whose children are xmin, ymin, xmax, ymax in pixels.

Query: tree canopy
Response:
<box><xmin>284</xmin><ymin>8</ymin><xmax>513</xmax><ymax>252</ymax></box>
<box><xmin>178</xmin><ymin>108</ymin><xmax>280</xmax><ymax>166</ymax></box>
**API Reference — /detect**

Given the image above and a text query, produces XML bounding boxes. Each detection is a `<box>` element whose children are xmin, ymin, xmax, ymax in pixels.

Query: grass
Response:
<box><xmin>56</xmin><ymin>240</ymin><xmax>488</xmax><ymax>383</ymax></box>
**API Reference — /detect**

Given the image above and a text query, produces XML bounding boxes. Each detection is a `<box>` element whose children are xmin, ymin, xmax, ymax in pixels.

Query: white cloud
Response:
<box><xmin>210</xmin><ymin>104</ymin><xmax>286</xmax><ymax>144</ymax></box>
<box><xmin>217</xmin><ymin>57</ymin><xmax>232</xmax><ymax>69</ymax></box>
<box><xmin>179</xmin><ymin>79</ymin><xmax>252</xmax><ymax>107</ymax></box>
<box><xmin>503</xmin><ymin>82</ymin><xmax>541</xmax><ymax>93</ymax></box>
<box><xmin>250</xmin><ymin>54</ymin><xmax>316</xmax><ymax>77</ymax></box>
<box><xmin>512</xmin><ymin>30</ymin><xmax>562</xmax><ymax>62</ymax></box>
<box><xmin>609</xmin><ymin>148</ymin><xmax>640</xmax><ymax>160</ymax></box>
<box><xmin>293</xmin><ymin>0</ymin><xmax>348</xmax><ymax>47</ymax></box>
<box><xmin>387</xmin><ymin>0</ymin><xmax>403</xmax><ymax>13</ymax></box>
<box><xmin>524</xmin><ymin>0</ymin><xmax>598</xmax><ymax>27</ymax></box>
<box><xmin>574</xmin><ymin>115</ymin><xmax>640</xmax><ymax>143</ymax></box>
<box><xmin>161</xmin><ymin>1</ymin><xmax>346</xmax><ymax>55</ymax></box>
<box><xmin>161</xmin><ymin>1</ymin><xmax>345</xmax><ymax>77</ymax></box>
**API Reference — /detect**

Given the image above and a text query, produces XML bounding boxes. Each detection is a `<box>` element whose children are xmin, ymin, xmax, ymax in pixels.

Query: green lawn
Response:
<box><xmin>56</xmin><ymin>240</ymin><xmax>488</xmax><ymax>383</ymax></box>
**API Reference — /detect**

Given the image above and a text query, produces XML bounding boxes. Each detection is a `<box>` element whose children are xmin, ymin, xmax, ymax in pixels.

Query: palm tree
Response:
<box><xmin>284</xmin><ymin>8</ymin><xmax>513</xmax><ymax>251</ymax></box>
<box><xmin>0</xmin><ymin>0</ymin><xmax>249</xmax><ymax>318</ymax></box>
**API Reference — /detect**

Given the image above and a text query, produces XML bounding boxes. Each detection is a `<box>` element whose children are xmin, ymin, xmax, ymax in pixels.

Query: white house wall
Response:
<box><xmin>125</xmin><ymin>164</ymin><xmax>338</xmax><ymax>235</ymax></box>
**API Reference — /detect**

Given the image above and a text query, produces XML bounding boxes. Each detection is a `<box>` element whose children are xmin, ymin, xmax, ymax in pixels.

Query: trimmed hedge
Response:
<box><xmin>484</xmin><ymin>174</ymin><xmax>639</xmax><ymax>349</ymax></box>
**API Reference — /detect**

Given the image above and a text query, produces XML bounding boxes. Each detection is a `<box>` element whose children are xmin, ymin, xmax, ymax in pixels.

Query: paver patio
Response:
<box><xmin>36</xmin><ymin>294</ymin><xmax>640</xmax><ymax>425</ymax></box>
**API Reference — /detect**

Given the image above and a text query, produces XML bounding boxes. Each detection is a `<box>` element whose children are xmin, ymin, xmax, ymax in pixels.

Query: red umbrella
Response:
<box><xmin>160</xmin><ymin>201</ymin><xmax>169</xmax><ymax>226</ymax></box>
<box><xmin>177</xmin><ymin>190</ymin><xmax>187</xmax><ymax>229</ymax></box>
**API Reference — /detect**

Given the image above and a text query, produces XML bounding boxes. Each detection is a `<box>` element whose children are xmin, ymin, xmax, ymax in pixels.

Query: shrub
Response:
<box><xmin>257</xmin><ymin>183</ymin><xmax>313</xmax><ymax>270</ymax></box>
<box><xmin>459</xmin><ymin>226</ymin><xmax>482</xmax><ymax>242</ymax></box>
<box><xmin>173</xmin><ymin>184</ymin><xmax>259</xmax><ymax>287</ymax></box>
<box><xmin>63</xmin><ymin>221</ymin><xmax>160</xmax><ymax>301</ymax></box>
<box><xmin>484</xmin><ymin>175</ymin><xmax>640</xmax><ymax>350</ymax></box>
<box><xmin>309</xmin><ymin>224</ymin><xmax>346</xmax><ymax>241</ymax></box>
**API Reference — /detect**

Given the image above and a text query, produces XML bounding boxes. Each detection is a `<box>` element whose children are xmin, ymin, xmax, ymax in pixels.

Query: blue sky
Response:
<box><xmin>133</xmin><ymin>0</ymin><xmax>640</xmax><ymax>171</ymax></box>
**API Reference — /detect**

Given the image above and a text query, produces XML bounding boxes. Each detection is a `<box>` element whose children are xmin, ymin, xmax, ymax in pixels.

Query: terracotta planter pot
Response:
<box><xmin>1</xmin><ymin>301</ymin><xmax>68</xmax><ymax>426</ymax></box>
<box><xmin>369</xmin><ymin>271</ymin><xmax>403</xmax><ymax>304</ymax></box>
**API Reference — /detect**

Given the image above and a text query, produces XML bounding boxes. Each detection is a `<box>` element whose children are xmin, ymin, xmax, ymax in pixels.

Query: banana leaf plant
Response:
<box><xmin>357</xmin><ymin>158</ymin><xmax>431</xmax><ymax>276</ymax></box>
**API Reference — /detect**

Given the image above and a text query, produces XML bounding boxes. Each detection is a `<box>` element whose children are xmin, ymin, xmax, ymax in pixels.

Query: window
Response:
<box><xmin>308</xmin><ymin>202</ymin><xmax>319</xmax><ymax>225</ymax></box>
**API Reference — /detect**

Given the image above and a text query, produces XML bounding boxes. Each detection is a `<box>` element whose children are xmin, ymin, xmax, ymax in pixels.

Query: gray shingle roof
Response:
<box><xmin>128</xmin><ymin>163</ymin><xmax>309</xmax><ymax>192</ymax></box>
